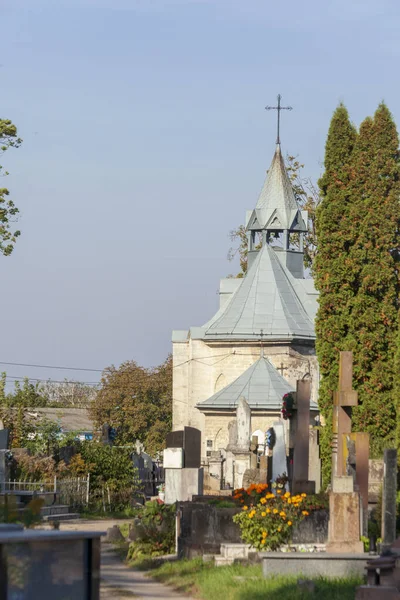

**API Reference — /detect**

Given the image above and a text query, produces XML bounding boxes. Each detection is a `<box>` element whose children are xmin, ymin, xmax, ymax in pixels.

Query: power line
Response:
<box><xmin>5</xmin><ymin>375</ymin><xmax>100</xmax><ymax>386</ymax></box>
<box><xmin>0</xmin><ymin>361</ymin><xmax>103</xmax><ymax>373</ymax></box>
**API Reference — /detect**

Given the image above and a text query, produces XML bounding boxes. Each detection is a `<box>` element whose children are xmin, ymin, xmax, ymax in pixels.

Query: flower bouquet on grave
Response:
<box><xmin>281</xmin><ymin>392</ymin><xmax>296</xmax><ymax>420</ymax></box>
<box><xmin>271</xmin><ymin>472</ymin><xmax>289</xmax><ymax>494</ymax></box>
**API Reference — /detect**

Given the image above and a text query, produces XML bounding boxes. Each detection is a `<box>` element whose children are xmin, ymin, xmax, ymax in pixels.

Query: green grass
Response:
<box><xmin>145</xmin><ymin>558</ymin><xmax>362</xmax><ymax>600</ymax></box>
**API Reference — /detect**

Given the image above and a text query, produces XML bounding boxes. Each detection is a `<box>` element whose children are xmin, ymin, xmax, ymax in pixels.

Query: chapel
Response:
<box><xmin>172</xmin><ymin>140</ymin><xmax>319</xmax><ymax>460</ymax></box>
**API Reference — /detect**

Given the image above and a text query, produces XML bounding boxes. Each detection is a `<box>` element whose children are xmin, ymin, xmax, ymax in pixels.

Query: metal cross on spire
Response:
<box><xmin>265</xmin><ymin>94</ymin><xmax>292</xmax><ymax>145</ymax></box>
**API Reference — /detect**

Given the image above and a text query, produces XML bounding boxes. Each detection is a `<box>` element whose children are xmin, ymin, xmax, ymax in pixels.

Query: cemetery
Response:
<box><xmin>1</xmin><ymin>42</ymin><xmax>400</xmax><ymax>598</ymax></box>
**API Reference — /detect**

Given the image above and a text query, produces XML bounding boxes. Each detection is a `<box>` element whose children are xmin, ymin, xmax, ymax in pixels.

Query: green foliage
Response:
<box><xmin>127</xmin><ymin>500</ymin><xmax>176</xmax><ymax>559</ymax></box>
<box><xmin>0</xmin><ymin>495</ymin><xmax>44</xmax><ymax>528</ymax></box>
<box><xmin>314</xmin><ymin>104</ymin><xmax>357</xmax><ymax>486</ymax></box>
<box><xmin>315</xmin><ymin>102</ymin><xmax>400</xmax><ymax>484</ymax></box>
<box><xmin>90</xmin><ymin>355</ymin><xmax>172</xmax><ymax>456</ymax></box>
<box><xmin>146</xmin><ymin>559</ymin><xmax>361</xmax><ymax>600</ymax></box>
<box><xmin>207</xmin><ymin>499</ymin><xmax>236</xmax><ymax>508</ymax></box>
<box><xmin>78</xmin><ymin>441</ymin><xmax>141</xmax><ymax>511</ymax></box>
<box><xmin>0</xmin><ymin>118</ymin><xmax>22</xmax><ymax>256</ymax></box>
<box><xmin>233</xmin><ymin>490</ymin><xmax>312</xmax><ymax>551</ymax></box>
<box><xmin>346</xmin><ymin>104</ymin><xmax>400</xmax><ymax>453</ymax></box>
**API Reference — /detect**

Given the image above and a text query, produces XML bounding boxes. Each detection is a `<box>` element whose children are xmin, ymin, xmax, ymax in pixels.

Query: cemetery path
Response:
<box><xmin>53</xmin><ymin>519</ymin><xmax>193</xmax><ymax>600</ymax></box>
<box><xmin>101</xmin><ymin>544</ymin><xmax>194</xmax><ymax>600</ymax></box>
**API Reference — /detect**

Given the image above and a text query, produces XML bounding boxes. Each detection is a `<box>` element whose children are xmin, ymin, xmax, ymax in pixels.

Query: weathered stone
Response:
<box><xmin>332</xmin><ymin>476</ymin><xmax>354</xmax><ymax>494</ymax></box>
<box><xmin>165</xmin><ymin>467</ymin><xmax>203</xmax><ymax>504</ymax></box>
<box><xmin>327</xmin><ymin>492</ymin><xmax>364</xmax><ymax>553</ymax></box>
<box><xmin>369</xmin><ymin>459</ymin><xmax>384</xmax><ymax>503</ymax></box>
<box><xmin>309</xmin><ymin>428</ymin><xmax>321</xmax><ymax>493</ymax></box>
<box><xmin>382</xmin><ymin>448</ymin><xmax>397</xmax><ymax>554</ymax></box>
<box><xmin>104</xmin><ymin>525</ymin><xmax>124</xmax><ymax>543</ymax></box>
<box><xmin>242</xmin><ymin>469</ymin><xmax>261</xmax><ymax>489</ymax></box>
<box><xmin>271</xmin><ymin>422</ymin><xmax>287</xmax><ymax>487</ymax></box>
<box><xmin>163</xmin><ymin>447</ymin><xmax>183</xmax><ymax>469</ymax></box>
<box><xmin>262</xmin><ymin>552</ymin><xmax>368</xmax><ymax>579</ymax></box>
<box><xmin>236</xmin><ymin>397</ymin><xmax>251</xmax><ymax>451</ymax></box>
<box><xmin>292</xmin><ymin>380</ymin><xmax>313</xmax><ymax>491</ymax></box>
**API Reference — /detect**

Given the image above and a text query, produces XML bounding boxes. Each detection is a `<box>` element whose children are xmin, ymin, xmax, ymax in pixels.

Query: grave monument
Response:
<box><xmin>327</xmin><ymin>351</ymin><xmax>369</xmax><ymax>552</ymax></box>
<box><xmin>164</xmin><ymin>426</ymin><xmax>204</xmax><ymax>504</ymax></box>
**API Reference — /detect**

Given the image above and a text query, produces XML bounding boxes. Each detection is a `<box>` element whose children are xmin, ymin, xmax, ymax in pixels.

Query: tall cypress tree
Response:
<box><xmin>347</xmin><ymin>104</ymin><xmax>400</xmax><ymax>454</ymax></box>
<box><xmin>314</xmin><ymin>104</ymin><xmax>357</xmax><ymax>484</ymax></box>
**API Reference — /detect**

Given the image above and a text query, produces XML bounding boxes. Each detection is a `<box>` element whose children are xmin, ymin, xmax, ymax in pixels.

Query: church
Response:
<box><xmin>172</xmin><ymin>136</ymin><xmax>319</xmax><ymax>461</ymax></box>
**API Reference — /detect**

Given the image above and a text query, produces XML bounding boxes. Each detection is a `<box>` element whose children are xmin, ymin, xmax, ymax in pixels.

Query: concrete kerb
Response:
<box><xmin>261</xmin><ymin>552</ymin><xmax>369</xmax><ymax>579</ymax></box>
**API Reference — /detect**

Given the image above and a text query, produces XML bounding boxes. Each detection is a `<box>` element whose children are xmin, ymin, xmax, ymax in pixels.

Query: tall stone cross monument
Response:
<box><xmin>331</xmin><ymin>351</ymin><xmax>369</xmax><ymax>513</ymax></box>
<box><xmin>327</xmin><ymin>351</ymin><xmax>369</xmax><ymax>551</ymax></box>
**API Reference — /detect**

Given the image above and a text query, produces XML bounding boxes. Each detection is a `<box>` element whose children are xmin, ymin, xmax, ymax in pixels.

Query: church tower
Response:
<box><xmin>172</xmin><ymin>112</ymin><xmax>318</xmax><ymax>460</ymax></box>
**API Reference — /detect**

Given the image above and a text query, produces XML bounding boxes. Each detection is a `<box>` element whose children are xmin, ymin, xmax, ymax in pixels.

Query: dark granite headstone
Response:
<box><xmin>165</xmin><ymin>427</ymin><xmax>201</xmax><ymax>468</ymax></box>
<box><xmin>183</xmin><ymin>427</ymin><xmax>201</xmax><ymax>468</ymax></box>
<box><xmin>381</xmin><ymin>448</ymin><xmax>397</xmax><ymax>554</ymax></box>
<box><xmin>0</xmin><ymin>429</ymin><xmax>9</xmax><ymax>450</ymax></box>
<box><xmin>166</xmin><ymin>430</ymin><xmax>184</xmax><ymax>449</ymax></box>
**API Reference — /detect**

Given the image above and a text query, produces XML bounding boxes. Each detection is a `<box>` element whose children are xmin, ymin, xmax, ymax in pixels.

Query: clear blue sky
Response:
<box><xmin>0</xmin><ymin>0</ymin><xmax>398</xmax><ymax>386</ymax></box>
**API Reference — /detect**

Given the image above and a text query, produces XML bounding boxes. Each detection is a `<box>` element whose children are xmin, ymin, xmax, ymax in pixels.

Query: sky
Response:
<box><xmin>0</xmin><ymin>0</ymin><xmax>399</xmax><ymax>387</ymax></box>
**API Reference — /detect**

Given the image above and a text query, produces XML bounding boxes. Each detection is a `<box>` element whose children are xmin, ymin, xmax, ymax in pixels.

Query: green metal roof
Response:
<box><xmin>200</xmin><ymin>244</ymin><xmax>315</xmax><ymax>341</ymax></box>
<box><xmin>197</xmin><ymin>356</ymin><xmax>294</xmax><ymax>411</ymax></box>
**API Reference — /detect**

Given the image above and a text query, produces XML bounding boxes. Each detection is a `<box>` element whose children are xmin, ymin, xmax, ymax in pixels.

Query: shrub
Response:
<box><xmin>127</xmin><ymin>500</ymin><xmax>176</xmax><ymax>558</ymax></box>
<box><xmin>233</xmin><ymin>491</ymin><xmax>311</xmax><ymax>550</ymax></box>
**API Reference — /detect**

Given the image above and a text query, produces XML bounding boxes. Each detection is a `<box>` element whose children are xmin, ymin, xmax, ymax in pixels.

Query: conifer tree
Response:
<box><xmin>314</xmin><ymin>104</ymin><xmax>357</xmax><ymax>482</ymax></box>
<box><xmin>348</xmin><ymin>104</ymin><xmax>400</xmax><ymax>454</ymax></box>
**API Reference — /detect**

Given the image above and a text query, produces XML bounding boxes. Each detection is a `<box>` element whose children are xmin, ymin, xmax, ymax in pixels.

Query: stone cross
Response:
<box><xmin>292</xmin><ymin>380</ymin><xmax>316</xmax><ymax>494</ymax></box>
<box><xmin>332</xmin><ymin>351</ymin><xmax>358</xmax><ymax>479</ymax></box>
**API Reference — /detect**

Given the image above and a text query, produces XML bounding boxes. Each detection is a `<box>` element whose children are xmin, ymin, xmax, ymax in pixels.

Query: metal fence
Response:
<box><xmin>3</xmin><ymin>476</ymin><xmax>90</xmax><ymax>508</ymax></box>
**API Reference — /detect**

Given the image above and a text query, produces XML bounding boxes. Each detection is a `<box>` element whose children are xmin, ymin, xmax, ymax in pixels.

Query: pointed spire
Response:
<box><xmin>256</xmin><ymin>144</ymin><xmax>299</xmax><ymax>228</ymax></box>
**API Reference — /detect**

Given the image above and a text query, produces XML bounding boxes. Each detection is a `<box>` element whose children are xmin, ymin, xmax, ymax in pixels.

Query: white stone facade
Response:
<box><xmin>173</xmin><ymin>337</ymin><xmax>318</xmax><ymax>458</ymax></box>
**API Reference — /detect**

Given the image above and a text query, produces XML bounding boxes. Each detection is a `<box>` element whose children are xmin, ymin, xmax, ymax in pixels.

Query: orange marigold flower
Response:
<box><xmin>273</xmin><ymin>509</ymin><xmax>278</xmax><ymax>514</ymax></box>
<box><xmin>302</xmin><ymin>510</ymin><xmax>309</xmax><ymax>516</ymax></box>
<box><xmin>288</xmin><ymin>521</ymin><xmax>292</xmax><ymax>526</ymax></box>
<box><xmin>242</xmin><ymin>505</ymin><xmax>248</xmax><ymax>511</ymax></box>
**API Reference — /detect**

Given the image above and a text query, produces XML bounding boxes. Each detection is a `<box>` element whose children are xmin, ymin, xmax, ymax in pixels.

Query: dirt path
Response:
<box><xmin>53</xmin><ymin>519</ymin><xmax>193</xmax><ymax>600</ymax></box>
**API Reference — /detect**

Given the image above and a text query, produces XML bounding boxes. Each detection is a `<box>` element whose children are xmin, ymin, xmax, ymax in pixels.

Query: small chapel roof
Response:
<box><xmin>198</xmin><ymin>243</ymin><xmax>315</xmax><ymax>341</ymax></box>
<box><xmin>254</xmin><ymin>144</ymin><xmax>300</xmax><ymax>231</ymax></box>
<box><xmin>197</xmin><ymin>356</ymin><xmax>295</xmax><ymax>411</ymax></box>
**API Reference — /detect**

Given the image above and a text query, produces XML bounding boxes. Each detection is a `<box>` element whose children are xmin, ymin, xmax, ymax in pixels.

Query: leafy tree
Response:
<box><xmin>228</xmin><ymin>155</ymin><xmax>319</xmax><ymax>276</ymax></box>
<box><xmin>90</xmin><ymin>355</ymin><xmax>172</xmax><ymax>456</ymax></box>
<box><xmin>0</xmin><ymin>118</ymin><xmax>22</xmax><ymax>255</ymax></box>
<box><xmin>346</xmin><ymin>104</ymin><xmax>400</xmax><ymax>454</ymax></box>
<box><xmin>314</xmin><ymin>104</ymin><xmax>357</xmax><ymax>485</ymax></box>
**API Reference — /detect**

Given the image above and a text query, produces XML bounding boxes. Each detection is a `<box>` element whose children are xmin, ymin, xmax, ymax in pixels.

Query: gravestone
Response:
<box><xmin>236</xmin><ymin>397</ymin><xmax>251</xmax><ymax>451</ymax></box>
<box><xmin>0</xmin><ymin>429</ymin><xmax>10</xmax><ymax>450</ymax></box>
<box><xmin>292</xmin><ymin>380</ymin><xmax>316</xmax><ymax>494</ymax></box>
<box><xmin>381</xmin><ymin>448</ymin><xmax>397</xmax><ymax>555</ymax></box>
<box><xmin>327</xmin><ymin>351</ymin><xmax>365</xmax><ymax>551</ymax></box>
<box><xmin>166</xmin><ymin>426</ymin><xmax>201</xmax><ymax>468</ymax></box>
<box><xmin>308</xmin><ymin>429</ymin><xmax>321</xmax><ymax>493</ymax></box>
<box><xmin>271</xmin><ymin>421</ymin><xmax>287</xmax><ymax>490</ymax></box>
<box><xmin>164</xmin><ymin>426</ymin><xmax>203</xmax><ymax>502</ymax></box>
<box><xmin>226</xmin><ymin>398</ymin><xmax>252</xmax><ymax>489</ymax></box>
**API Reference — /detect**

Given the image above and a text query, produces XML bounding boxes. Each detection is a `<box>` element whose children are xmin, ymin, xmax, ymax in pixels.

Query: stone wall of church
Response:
<box><xmin>172</xmin><ymin>337</ymin><xmax>318</xmax><ymax>459</ymax></box>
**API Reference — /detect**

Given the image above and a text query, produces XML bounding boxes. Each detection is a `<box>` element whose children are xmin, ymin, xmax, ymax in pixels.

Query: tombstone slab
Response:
<box><xmin>381</xmin><ymin>448</ymin><xmax>397</xmax><ymax>555</ymax></box>
<box><xmin>271</xmin><ymin>422</ymin><xmax>287</xmax><ymax>489</ymax></box>
<box><xmin>236</xmin><ymin>397</ymin><xmax>251</xmax><ymax>451</ymax></box>
<box><xmin>327</xmin><ymin>491</ymin><xmax>364</xmax><ymax>553</ymax></box>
